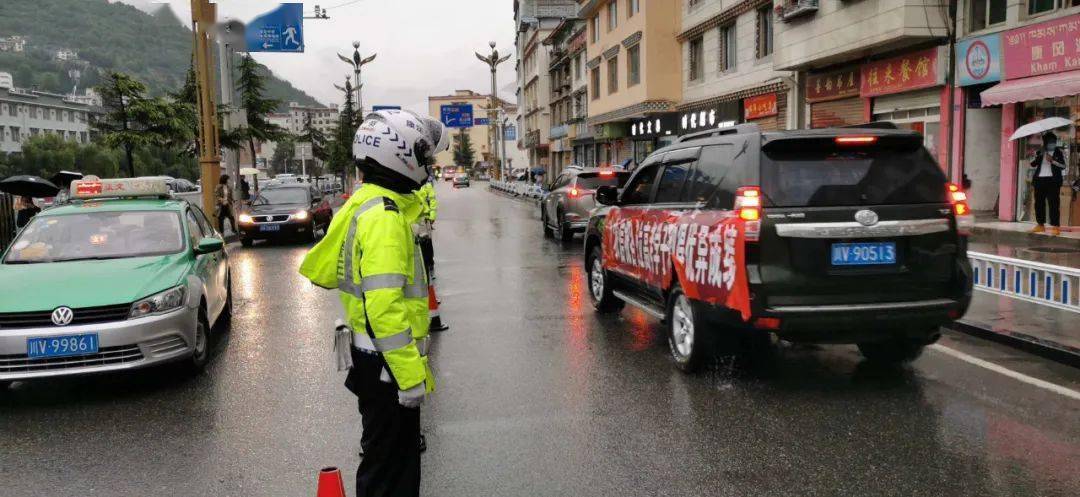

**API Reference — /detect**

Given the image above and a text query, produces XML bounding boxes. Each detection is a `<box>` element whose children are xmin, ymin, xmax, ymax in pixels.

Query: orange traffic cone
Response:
<box><xmin>316</xmin><ymin>467</ymin><xmax>346</xmax><ymax>497</ymax></box>
<box><xmin>429</xmin><ymin>284</ymin><xmax>449</xmax><ymax>332</ymax></box>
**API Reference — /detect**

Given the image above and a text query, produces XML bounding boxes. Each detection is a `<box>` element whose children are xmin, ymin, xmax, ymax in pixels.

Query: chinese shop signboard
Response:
<box><xmin>1002</xmin><ymin>13</ymin><xmax>1080</xmax><ymax>79</ymax></box>
<box><xmin>860</xmin><ymin>47</ymin><xmax>942</xmax><ymax>97</ymax></box>
<box><xmin>806</xmin><ymin>68</ymin><xmax>860</xmax><ymax>103</ymax></box>
<box><xmin>743</xmin><ymin>93</ymin><xmax>778</xmax><ymax>120</ymax></box>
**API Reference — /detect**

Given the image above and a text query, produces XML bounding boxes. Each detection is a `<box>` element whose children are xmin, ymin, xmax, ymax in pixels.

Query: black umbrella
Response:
<box><xmin>49</xmin><ymin>170</ymin><xmax>84</xmax><ymax>188</ymax></box>
<box><xmin>0</xmin><ymin>175</ymin><xmax>60</xmax><ymax>198</ymax></box>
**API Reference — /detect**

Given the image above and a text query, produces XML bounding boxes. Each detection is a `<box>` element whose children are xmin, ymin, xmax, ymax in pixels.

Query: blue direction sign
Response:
<box><xmin>372</xmin><ymin>105</ymin><xmax>401</xmax><ymax>111</ymax></box>
<box><xmin>245</xmin><ymin>3</ymin><xmax>304</xmax><ymax>53</ymax></box>
<box><xmin>474</xmin><ymin>118</ymin><xmax>490</xmax><ymax>126</ymax></box>
<box><xmin>440</xmin><ymin>104</ymin><xmax>473</xmax><ymax>128</ymax></box>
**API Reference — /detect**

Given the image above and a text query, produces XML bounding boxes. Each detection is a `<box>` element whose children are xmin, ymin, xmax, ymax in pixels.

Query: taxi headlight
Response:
<box><xmin>130</xmin><ymin>285</ymin><xmax>186</xmax><ymax>318</ymax></box>
<box><xmin>292</xmin><ymin>210</ymin><xmax>309</xmax><ymax>221</ymax></box>
<box><xmin>238</xmin><ymin>213</ymin><xmax>254</xmax><ymax>224</ymax></box>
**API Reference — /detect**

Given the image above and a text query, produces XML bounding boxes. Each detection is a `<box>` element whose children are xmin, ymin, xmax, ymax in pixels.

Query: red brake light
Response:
<box><xmin>598</xmin><ymin>170</ymin><xmax>614</xmax><ymax>177</ymax></box>
<box><xmin>753</xmin><ymin>317</ymin><xmax>782</xmax><ymax>330</ymax></box>
<box><xmin>569</xmin><ymin>187</ymin><xmax>580</xmax><ymax>197</ymax></box>
<box><xmin>835</xmin><ymin>136</ymin><xmax>878</xmax><ymax>145</ymax></box>
<box><xmin>947</xmin><ymin>183</ymin><xmax>973</xmax><ymax>235</ymax></box>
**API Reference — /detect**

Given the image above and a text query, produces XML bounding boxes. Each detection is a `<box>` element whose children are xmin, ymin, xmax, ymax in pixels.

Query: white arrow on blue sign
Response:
<box><xmin>245</xmin><ymin>3</ymin><xmax>304</xmax><ymax>53</ymax></box>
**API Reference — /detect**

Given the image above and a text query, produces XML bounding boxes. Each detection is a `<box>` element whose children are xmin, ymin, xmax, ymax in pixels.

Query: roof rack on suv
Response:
<box><xmin>676</xmin><ymin>123</ymin><xmax>760</xmax><ymax>143</ymax></box>
<box><xmin>839</xmin><ymin>121</ymin><xmax>898</xmax><ymax>130</ymax></box>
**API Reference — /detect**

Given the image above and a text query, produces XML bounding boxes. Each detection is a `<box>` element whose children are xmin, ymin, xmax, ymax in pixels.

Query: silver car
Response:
<box><xmin>541</xmin><ymin>167</ymin><xmax>630</xmax><ymax>241</ymax></box>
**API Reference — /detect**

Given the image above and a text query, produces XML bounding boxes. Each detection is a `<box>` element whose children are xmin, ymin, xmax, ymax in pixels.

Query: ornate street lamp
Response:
<box><xmin>338</xmin><ymin>41</ymin><xmax>376</xmax><ymax>117</ymax></box>
<box><xmin>476</xmin><ymin>41</ymin><xmax>511</xmax><ymax>180</ymax></box>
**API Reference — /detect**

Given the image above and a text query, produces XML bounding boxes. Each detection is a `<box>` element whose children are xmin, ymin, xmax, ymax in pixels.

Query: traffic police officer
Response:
<box><xmin>299</xmin><ymin>109</ymin><xmax>444</xmax><ymax>497</ymax></box>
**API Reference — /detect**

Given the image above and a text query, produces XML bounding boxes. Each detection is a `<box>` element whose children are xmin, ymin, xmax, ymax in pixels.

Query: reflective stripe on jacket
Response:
<box><xmin>299</xmin><ymin>183</ymin><xmax>433</xmax><ymax>391</ymax></box>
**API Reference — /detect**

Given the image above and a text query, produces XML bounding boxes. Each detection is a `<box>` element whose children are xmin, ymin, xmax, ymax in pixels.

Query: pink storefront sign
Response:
<box><xmin>1002</xmin><ymin>13</ymin><xmax>1080</xmax><ymax>79</ymax></box>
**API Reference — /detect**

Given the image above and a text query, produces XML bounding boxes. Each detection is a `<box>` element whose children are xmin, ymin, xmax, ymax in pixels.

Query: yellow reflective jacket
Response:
<box><xmin>416</xmin><ymin>182</ymin><xmax>437</xmax><ymax>222</ymax></box>
<box><xmin>299</xmin><ymin>183</ymin><xmax>433</xmax><ymax>392</ymax></box>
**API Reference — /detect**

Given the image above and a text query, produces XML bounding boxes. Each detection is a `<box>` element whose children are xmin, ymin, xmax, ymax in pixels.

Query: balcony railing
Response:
<box><xmin>549</xmin><ymin>124</ymin><xmax>569</xmax><ymax>139</ymax></box>
<box><xmin>779</xmin><ymin>0</ymin><xmax>818</xmax><ymax>22</ymax></box>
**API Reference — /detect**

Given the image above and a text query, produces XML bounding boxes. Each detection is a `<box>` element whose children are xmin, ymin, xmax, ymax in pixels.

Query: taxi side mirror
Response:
<box><xmin>194</xmin><ymin>237</ymin><xmax>224</xmax><ymax>254</ymax></box>
<box><xmin>595</xmin><ymin>185</ymin><xmax>619</xmax><ymax>206</ymax></box>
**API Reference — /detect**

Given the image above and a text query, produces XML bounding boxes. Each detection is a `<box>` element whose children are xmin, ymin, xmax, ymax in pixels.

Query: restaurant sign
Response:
<box><xmin>860</xmin><ymin>47</ymin><xmax>943</xmax><ymax>97</ymax></box>
<box><xmin>1002</xmin><ymin>13</ymin><xmax>1080</xmax><ymax>79</ymax></box>
<box><xmin>743</xmin><ymin>93</ymin><xmax>778</xmax><ymax>120</ymax></box>
<box><xmin>806</xmin><ymin>68</ymin><xmax>859</xmax><ymax>103</ymax></box>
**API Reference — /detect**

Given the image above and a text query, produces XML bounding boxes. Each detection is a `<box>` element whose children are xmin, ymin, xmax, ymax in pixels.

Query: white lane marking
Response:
<box><xmin>930</xmin><ymin>344</ymin><xmax>1080</xmax><ymax>401</ymax></box>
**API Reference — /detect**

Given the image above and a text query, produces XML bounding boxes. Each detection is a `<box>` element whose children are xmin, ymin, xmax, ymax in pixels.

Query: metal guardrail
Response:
<box><xmin>489</xmin><ymin>180</ymin><xmax>544</xmax><ymax>200</ymax></box>
<box><xmin>969</xmin><ymin>251</ymin><xmax>1080</xmax><ymax>313</ymax></box>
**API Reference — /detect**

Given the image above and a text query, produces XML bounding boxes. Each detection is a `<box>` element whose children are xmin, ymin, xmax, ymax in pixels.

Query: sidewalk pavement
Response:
<box><xmin>949</xmin><ymin>219</ymin><xmax>1080</xmax><ymax>367</ymax></box>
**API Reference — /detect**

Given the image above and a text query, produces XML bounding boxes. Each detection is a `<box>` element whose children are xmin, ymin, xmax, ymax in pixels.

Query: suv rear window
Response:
<box><xmin>576</xmin><ymin>172</ymin><xmax>630</xmax><ymax>189</ymax></box>
<box><xmin>761</xmin><ymin>137</ymin><xmax>948</xmax><ymax>207</ymax></box>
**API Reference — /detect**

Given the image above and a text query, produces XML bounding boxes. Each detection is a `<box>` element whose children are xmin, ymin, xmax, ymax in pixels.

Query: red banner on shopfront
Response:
<box><xmin>743</xmin><ymin>93</ymin><xmax>778</xmax><ymax>120</ymax></box>
<box><xmin>1002</xmin><ymin>13</ymin><xmax>1080</xmax><ymax>79</ymax></box>
<box><xmin>806</xmin><ymin>68</ymin><xmax>860</xmax><ymax>103</ymax></box>
<box><xmin>860</xmin><ymin>48</ymin><xmax>940</xmax><ymax>97</ymax></box>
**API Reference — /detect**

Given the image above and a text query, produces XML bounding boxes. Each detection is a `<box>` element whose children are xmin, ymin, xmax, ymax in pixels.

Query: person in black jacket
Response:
<box><xmin>1029</xmin><ymin>132</ymin><xmax>1066</xmax><ymax>235</ymax></box>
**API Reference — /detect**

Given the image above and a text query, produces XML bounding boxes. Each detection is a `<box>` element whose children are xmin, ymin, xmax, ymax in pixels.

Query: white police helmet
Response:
<box><xmin>353</xmin><ymin>110</ymin><xmax>440</xmax><ymax>187</ymax></box>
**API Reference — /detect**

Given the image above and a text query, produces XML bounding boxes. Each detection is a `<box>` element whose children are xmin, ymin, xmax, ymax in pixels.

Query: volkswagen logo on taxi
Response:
<box><xmin>854</xmin><ymin>210</ymin><xmax>879</xmax><ymax>227</ymax></box>
<box><xmin>51</xmin><ymin>306</ymin><xmax>74</xmax><ymax>326</ymax></box>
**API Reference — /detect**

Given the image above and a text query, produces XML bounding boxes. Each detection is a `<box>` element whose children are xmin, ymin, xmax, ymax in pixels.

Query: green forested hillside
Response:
<box><xmin>0</xmin><ymin>0</ymin><xmax>320</xmax><ymax>110</ymax></box>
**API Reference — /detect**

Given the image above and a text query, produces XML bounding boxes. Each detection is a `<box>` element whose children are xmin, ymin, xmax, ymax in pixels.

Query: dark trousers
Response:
<box><xmin>419</xmin><ymin>237</ymin><xmax>435</xmax><ymax>276</ymax></box>
<box><xmin>345</xmin><ymin>349</ymin><xmax>421</xmax><ymax>497</ymax></box>
<box><xmin>1033</xmin><ymin>177</ymin><xmax>1061</xmax><ymax>227</ymax></box>
<box><xmin>216</xmin><ymin>204</ymin><xmax>234</xmax><ymax>234</ymax></box>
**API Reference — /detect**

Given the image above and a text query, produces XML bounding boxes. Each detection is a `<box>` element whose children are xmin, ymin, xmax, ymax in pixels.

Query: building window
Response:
<box><xmin>607</xmin><ymin>56</ymin><xmax>619</xmax><ymax>94</ymax></box>
<box><xmin>628</xmin><ymin>0</ymin><xmax>640</xmax><ymax>17</ymax></box>
<box><xmin>970</xmin><ymin>0</ymin><xmax>1006</xmax><ymax>30</ymax></box>
<box><xmin>628</xmin><ymin>44</ymin><xmax>641</xmax><ymax>86</ymax></box>
<box><xmin>592</xmin><ymin>15</ymin><xmax>601</xmax><ymax>42</ymax></box>
<box><xmin>575</xmin><ymin>55</ymin><xmax>582</xmax><ymax>80</ymax></box>
<box><xmin>608</xmin><ymin>0</ymin><xmax>618</xmax><ymax>31</ymax></box>
<box><xmin>689</xmin><ymin>36</ymin><xmax>704</xmax><ymax>81</ymax></box>
<box><xmin>591</xmin><ymin>67</ymin><xmax>601</xmax><ymax>100</ymax></box>
<box><xmin>1026</xmin><ymin>0</ymin><xmax>1056</xmax><ymax>14</ymax></box>
<box><xmin>719</xmin><ymin>24</ymin><xmax>736</xmax><ymax>72</ymax></box>
<box><xmin>756</xmin><ymin>7</ymin><xmax>773</xmax><ymax>58</ymax></box>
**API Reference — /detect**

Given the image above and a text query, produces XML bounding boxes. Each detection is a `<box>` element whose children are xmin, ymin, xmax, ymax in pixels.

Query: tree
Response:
<box><xmin>325</xmin><ymin>78</ymin><xmax>359</xmax><ymax>184</ymax></box>
<box><xmin>235</xmin><ymin>55</ymin><xmax>286</xmax><ymax>167</ymax></box>
<box><xmin>92</xmin><ymin>72</ymin><xmax>178</xmax><ymax>176</ymax></box>
<box><xmin>299</xmin><ymin>112</ymin><xmax>327</xmax><ymax>163</ymax></box>
<box><xmin>453</xmin><ymin>129</ymin><xmax>475</xmax><ymax>170</ymax></box>
<box><xmin>270</xmin><ymin>133</ymin><xmax>296</xmax><ymax>175</ymax></box>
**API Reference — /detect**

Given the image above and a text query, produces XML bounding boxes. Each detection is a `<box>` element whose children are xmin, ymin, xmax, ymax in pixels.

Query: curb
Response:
<box><xmin>487</xmin><ymin>186</ymin><xmax>541</xmax><ymax>206</ymax></box>
<box><xmin>945</xmin><ymin>319</ymin><xmax>1080</xmax><ymax>369</ymax></box>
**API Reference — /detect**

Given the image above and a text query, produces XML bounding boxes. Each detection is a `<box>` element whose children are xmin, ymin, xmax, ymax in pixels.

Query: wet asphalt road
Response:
<box><xmin>2</xmin><ymin>182</ymin><xmax>1080</xmax><ymax>497</ymax></box>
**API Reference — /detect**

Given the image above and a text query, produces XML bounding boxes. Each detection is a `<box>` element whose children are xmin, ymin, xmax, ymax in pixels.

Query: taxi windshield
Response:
<box><xmin>3</xmin><ymin>211</ymin><xmax>184</xmax><ymax>264</ymax></box>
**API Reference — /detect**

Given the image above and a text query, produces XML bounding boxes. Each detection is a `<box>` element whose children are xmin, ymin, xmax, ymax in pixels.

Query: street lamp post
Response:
<box><xmin>476</xmin><ymin>41</ymin><xmax>511</xmax><ymax>180</ymax></box>
<box><xmin>338</xmin><ymin>42</ymin><xmax>376</xmax><ymax>117</ymax></box>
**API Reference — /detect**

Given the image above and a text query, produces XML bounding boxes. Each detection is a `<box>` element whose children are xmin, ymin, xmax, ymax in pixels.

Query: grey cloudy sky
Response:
<box><xmin>127</xmin><ymin>1</ymin><xmax>519</xmax><ymax>114</ymax></box>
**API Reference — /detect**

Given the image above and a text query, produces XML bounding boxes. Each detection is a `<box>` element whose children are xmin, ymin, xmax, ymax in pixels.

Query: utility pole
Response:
<box><xmin>476</xmin><ymin>42</ymin><xmax>511</xmax><ymax>180</ymax></box>
<box><xmin>500</xmin><ymin>117</ymin><xmax>509</xmax><ymax>182</ymax></box>
<box><xmin>191</xmin><ymin>0</ymin><xmax>221</xmax><ymax>225</ymax></box>
<box><xmin>944</xmin><ymin>0</ymin><xmax>959</xmax><ymax>182</ymax></box>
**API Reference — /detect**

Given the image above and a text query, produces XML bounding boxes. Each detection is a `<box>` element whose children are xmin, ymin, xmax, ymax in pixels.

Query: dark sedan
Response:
<box><xmin>237</xmin><ymin>185</ymin><xmax>331</xmax><ymax>247</ymax></box>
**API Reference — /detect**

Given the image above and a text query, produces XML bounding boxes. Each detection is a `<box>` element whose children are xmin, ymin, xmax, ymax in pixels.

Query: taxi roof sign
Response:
<box><xmin>70</xmin><ymin>176</ymin><xmax>171</xmax><ymax>200</ymax></box>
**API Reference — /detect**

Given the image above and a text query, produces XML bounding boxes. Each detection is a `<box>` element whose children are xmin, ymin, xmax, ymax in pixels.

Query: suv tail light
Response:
<box><xmin>947</xmin><ymin>183</ymin><xmax>973</xmax><ymax>236</ymax></box>
<box><xmin>569</xmin><ymin>187</ymin><xmax>580</xmax><ymax>198</ymax></box>
<box><xmin>735</xmin><ymin>186</ymin><xmax>762</xmax><ymax>242</ymax></box>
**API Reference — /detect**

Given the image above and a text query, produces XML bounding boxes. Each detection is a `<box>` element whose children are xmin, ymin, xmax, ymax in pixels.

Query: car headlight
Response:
<box><xmin>238</xmin><ymin>213</ymin><xmax>253</xmax><ymax>224</ymax></box>
<box><xmin>130</xmin><ymin>285</ymin><xmax>186</xmax><ymax>319</ymax></box>
<box><xmin>293</xmin><ymin>210</ymin><xmax>309</xmax><ymax>221</ymax></box>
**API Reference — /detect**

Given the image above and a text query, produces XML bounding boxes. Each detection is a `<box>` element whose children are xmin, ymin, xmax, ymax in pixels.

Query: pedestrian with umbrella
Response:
<box><xmin>1010</xmin><ymin>117</ymin><xmax>1071</xmax><ymax>235</ymax></box>
<box><xmin>0</xmin><ymin>175</ymin><xmax>60</xmax><ymax>229</ymax></box>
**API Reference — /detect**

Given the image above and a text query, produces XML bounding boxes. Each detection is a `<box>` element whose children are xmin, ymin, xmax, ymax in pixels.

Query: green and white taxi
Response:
<box><xmin>0</xmin><ymin>177</ymin><xmax>231</xmax><ymax>385</ymax></box>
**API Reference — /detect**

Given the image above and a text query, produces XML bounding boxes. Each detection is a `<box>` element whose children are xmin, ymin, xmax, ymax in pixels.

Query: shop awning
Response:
<box><xmin>981</xmin><ymin>71</ymin><xmax>1080</xmax><ymax>107</ymax></box>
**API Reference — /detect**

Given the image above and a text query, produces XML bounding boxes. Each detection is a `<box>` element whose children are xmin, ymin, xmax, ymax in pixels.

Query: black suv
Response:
<box><xmin>584</xmin><ymin>123</ymin><xmax>973</xmax><ymax>370</ymax></box>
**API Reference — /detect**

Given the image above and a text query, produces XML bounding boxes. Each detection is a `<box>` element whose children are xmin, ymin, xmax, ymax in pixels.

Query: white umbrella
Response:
<box><xmin>1009</xmin><ymin>117</ymin><xmax>1073</xmax><ymax>141</ymax></box>
<box><xmin>239</xmin><ymin>167</ymin><xmax>260</xmax><ymax>176</ymax></box>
